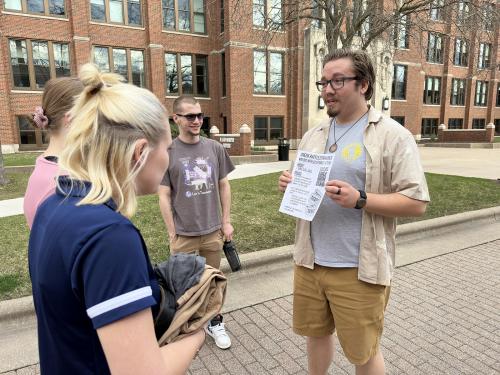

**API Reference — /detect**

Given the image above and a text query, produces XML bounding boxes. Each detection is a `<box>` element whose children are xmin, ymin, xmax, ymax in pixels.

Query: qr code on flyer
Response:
<box><xmin>316</xmin><ymin>167</ymin><xmax>328</xmax><ymax>186</ymax></box>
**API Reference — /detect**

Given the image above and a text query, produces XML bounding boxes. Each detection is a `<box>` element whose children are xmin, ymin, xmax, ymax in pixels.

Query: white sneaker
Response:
<box><xmin>205</xmin><ymin>322</ymin><xmax>231</xmax><ymax>349</ymax></box>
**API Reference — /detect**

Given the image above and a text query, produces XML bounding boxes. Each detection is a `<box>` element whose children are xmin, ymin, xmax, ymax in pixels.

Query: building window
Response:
<box><xmin>223</xmin><ymin>116</ymin><xmax>228</xmax><ymax>133</ymax></box>
<box><xmin>391</xmin><ymin>116</ymin><xmax>405</xmax><ymax>126</ymax></box>
<box><xmin>253</xmin><ymin>50</ymin><xmax>284</xmax><ymax>95</ymax></box>
<box><xmin>421</xmin><ymin>118</ymin><xmax>438</xmax><ymax>137</ymax></box>
<box><xmin>448</xmin><ymin>118</ymin><xmax>463</xmax><ymax>129</ymax></box>
<box><xmin>494</xmin><ymin>119</ymin><xmax>500</xmax><ymax>135</ymax></box>
<box><xmin>427</xmin><ymin>33</ymin><xmax>443</xmax><ymax>63</ymax></box>
<box><xmin>201</xmin><ymin>116</ymin><xmax>210</xmax><ymax>135</ymax></box>
<box><xmin>165</xmin><ymin>53</ymin><xmax>208</xmax><ymax>96</ymax></box>
<box><xmin>472</xmin><ymin>118</ymin><xmax>485</xmax><ymax>129</ymax></box>
<box><xmin>9</xmin><ymin>39</ymin><xmax>70</xmax><ymax>90</ymax></box>
<box><xmin>17</xmin><ymin>115</ymin><xmax>49</xmax><ymax>149</ymax></box>
<box><xmin>221</xmin><ymin>52</ymin><xmax>226</xmax><ymax>97</ymax></box>
<box><xmin>477</xmin><ymin>43</ymin><xmax>491</xmax><ymax>69</ymax></box>
<box><xmin>162</xmin><ymin>0</ymin><xmax>205</xmax><ymax>33</ymax></box>
<box><xmin>474</xmin><ymin>80</ymin><xmax>488</xmax><ymax>106</ymax></box>
<box><xmin>482</xmin><ymin>2</ymin><xmax>494</xmax><ymax>31</ymax></box>
<box><xmin>423</xmin><ymin>76</ymin><xmax>441</xmax><ymax>105</ymax></box>
<box><xmin>90</xmin><ymin>0</ymin><xmax>142</xmax><ymax>25</ymax></box>
<box><xmin>391</xmin><ymin>65</ymin><xmax>407</xmax><ymax>100</ymax></box>
<box><xmin>254</xmin><ymin>116</ymin><xmax>283</xmax><ymax>143</ymax></box>
<box><xmin>496</xmin><ymin>83</ymin><xmax>500</xmax><ymax>107</ymax></box>
<box><xmin>394</xmin><ymin>14</ymin><xmax>409</xmax><ymax>49</ymax></box>
<box><xmin>220</xmin><ymin>0</ymin><xmax>224</xmax><ymax>32</ymax></box>
<box><xmin>457</xmin><ymin>1</ymin><xmax>470</xmax><ymax>23</ymax></box>
<box><xmin>453</xmin><ymin>39</ymin><xmax>468</xmax><ymax>66</ymax></box>
<box><xmin>450</xmin><ymin>78</ymin><xmax>466</xmax><ymax>106</ymax></box>
<box><xmin>93</xmin><ymin>46</ymin><xmax>145</xmax><ymax>87</ymax></box>
<box><xmin>4</xmin><ymin>0</ymin><xmax>65</xmax><ymax>16</ymax></box>
<box><xmin>430</xmin><ymin>0</ymin><xmax>444</xmax><ymax>20</ymax></box>
<box><xmin>311</xmin><ymin>0</ymin><xmax>322</xmax><ymax>29</ymax></box>
<box><xmin>253</xmin><ymin>0</ymin><xmax>282</xmax><ymax>29</ymax></box>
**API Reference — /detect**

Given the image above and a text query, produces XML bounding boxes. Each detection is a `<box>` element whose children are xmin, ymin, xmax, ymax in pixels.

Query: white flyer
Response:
<box><xmin>279</xmin><ymin>151</ymin><xmax>335</xmax><ymax>221</ymax></box>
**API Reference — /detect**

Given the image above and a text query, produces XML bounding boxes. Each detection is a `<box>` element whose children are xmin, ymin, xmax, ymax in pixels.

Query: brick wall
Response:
<box><xmin>438</xmin><ymin>125</ymin><xmax>495</xmax><ymax>142</ymax></box>
<box><xmin>0</xmin><ymin>0</ymin><xmax>303</xmax><ymax>152</ymax></box>
<box><xmin>392</xmin><ymin>10</ymin><xmax>500</xmax><ymax>138</ymax></box>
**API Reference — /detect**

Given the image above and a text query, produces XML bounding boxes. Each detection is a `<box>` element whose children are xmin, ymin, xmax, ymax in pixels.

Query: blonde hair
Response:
<box><xmin>59</xmin><ymin>63</ymin><xmax>169</xmax><ymax>217</ymax></box>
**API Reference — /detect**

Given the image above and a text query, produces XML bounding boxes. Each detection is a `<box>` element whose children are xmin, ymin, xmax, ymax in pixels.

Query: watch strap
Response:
<box><xmin>354</xmin><ymin>190</ymin><xmax>367</xmax><ymax>209</ymax></box>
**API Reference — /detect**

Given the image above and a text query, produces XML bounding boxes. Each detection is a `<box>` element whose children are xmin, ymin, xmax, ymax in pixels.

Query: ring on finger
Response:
<box><xmin>336</xmin><ymin>187</ymin><xmax>342</xmax><ymax>195</ymax></box>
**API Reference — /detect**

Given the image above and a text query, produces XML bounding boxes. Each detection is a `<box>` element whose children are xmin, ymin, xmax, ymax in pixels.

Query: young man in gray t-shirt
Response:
<box><xmin>159</xmin><ymin>96</ymin><xmax>235</xmax><ymax>349</ymax></box>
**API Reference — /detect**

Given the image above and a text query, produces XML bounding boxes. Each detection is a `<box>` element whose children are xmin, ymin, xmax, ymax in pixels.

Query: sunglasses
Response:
<box><xmin>176</xmin><ymin>113</ymin><xmax>204</xmax><ymax>122</ymax></box>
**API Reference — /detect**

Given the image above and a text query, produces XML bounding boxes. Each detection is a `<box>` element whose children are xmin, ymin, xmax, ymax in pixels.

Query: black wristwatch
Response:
<box><xmin>354</xmin><ymin>190</ymin><xmax>367</xmax><ymax>209</ymax></box>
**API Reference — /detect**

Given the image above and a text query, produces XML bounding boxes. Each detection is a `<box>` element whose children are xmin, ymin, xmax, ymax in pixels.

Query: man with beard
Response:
<box><xmin>278</xmin><ymin>49</ymin><xmax>429</xmax><ymax>374</ymax></box>
<box><xmin>159</xmin><ymin>95</ymin><xmax>234</xmax><ymax>349</ymax></box>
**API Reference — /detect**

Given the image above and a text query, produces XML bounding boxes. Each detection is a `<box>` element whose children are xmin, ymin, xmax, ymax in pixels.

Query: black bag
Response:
<box><xmin>223</xmin><ymin>240</ymin><xmax>241</xmax><ymax>272</ymax></box>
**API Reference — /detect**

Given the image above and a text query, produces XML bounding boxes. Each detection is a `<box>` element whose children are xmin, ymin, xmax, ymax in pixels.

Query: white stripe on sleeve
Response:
<box><xmin>86</xmin><ymin>286</ymin><xmax>153</xmax><ymax>319</ymax></box>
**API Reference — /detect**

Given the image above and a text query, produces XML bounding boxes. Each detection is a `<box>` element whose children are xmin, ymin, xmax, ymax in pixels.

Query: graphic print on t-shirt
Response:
<box><xmin>181</xmin><ymin>156</ymin><xmax>216</xmax><ymax>198</ymax></box>
<box><xmin>341</xmin><ymin>143</ymin><xmax>363</xmax><ymax>163</ymax></box>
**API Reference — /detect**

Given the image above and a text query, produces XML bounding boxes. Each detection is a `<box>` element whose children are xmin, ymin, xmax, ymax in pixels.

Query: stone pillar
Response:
<box><xmin>210</xmin><ymin>125</ymin><xmax>220</xmax><ymax>139</ymax></box>
<box><xmin>239</xmin><ymin>124</ymin><xmax>251</xmax><ymax>156</ymax></box>
<box><xmin>148</xmin><ymin>44</ymin><xmax>165</xmax><ymax>99</ymax></box>
<box><xmin>486</xmin><ymin>123</ymin><xmax>495</xmax><ymax>142</ymax></box>
<box><xmin>70</xmin><ymin>0</ymin><xmax>91</xmax><ymax>70</ymax></box>
<box><xmin>438</xmin><ymin>124</ymin><xmax>446</xmax><ymax>142</ymax></box>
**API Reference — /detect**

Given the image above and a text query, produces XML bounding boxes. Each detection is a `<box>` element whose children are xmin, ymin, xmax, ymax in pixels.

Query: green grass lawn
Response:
<box><xmin>2</xmin><ymin>152</ymin><xmax>41</xmax><ymax>167</ymax></box>
<box><xmin>0</xmin><ymin>171</ymin><xmax>499</xmax><ymax>300</ymax></box>
<box><xmin>0</xmin><ymin>172</ymin><xmax>31</xmax><ymax>200</ymax></box>
<box><xmin>494</xmin><ymin>136</ymin><xmax>500</xmax><ymax>143</ymax></box>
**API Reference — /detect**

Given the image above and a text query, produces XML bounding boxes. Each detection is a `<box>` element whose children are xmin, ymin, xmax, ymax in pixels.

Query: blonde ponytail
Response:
<box><xmin>59</xmin><ymin>63</ymin><xmax>168</xmax><ymax>217</ymax></box>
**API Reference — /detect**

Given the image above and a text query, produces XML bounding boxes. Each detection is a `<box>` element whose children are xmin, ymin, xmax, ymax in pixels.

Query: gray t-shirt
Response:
<box><xmin>161</xmin><ymin>137</ymin><xmax>235</xmax><ymax>236</ymax></box>
<box><xmin>311</xmin><ymin>114</ymin><xmax>367</xmax><ymax>267</ymax></box>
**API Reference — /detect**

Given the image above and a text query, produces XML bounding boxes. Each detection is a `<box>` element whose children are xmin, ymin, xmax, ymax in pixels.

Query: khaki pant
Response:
<box><xmin>170</xmin><ymin>229</ymin><xmax>223</xmax><ymax>269</ymax></box>
<box><xmin>293</xmin><ymin>265</ymin><xmax>390</xmax><ymax>365</ymax></box>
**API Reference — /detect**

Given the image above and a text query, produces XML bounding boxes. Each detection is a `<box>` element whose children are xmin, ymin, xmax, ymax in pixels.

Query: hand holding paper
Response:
<box><xmin>279</xmin><ymin>151</ymin><xmax>335</xmax><ymax>221</ymax></box>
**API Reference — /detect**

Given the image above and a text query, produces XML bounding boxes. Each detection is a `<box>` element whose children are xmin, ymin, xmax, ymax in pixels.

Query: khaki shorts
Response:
<box><xmin>170</xmin><ymin>229</ymin><xmax>223</xmax><ymax>269</ymax></box>
<box><xmin>293</xmin><ymin>265</ymin><xmax>390</xmax><ymax>365</ymax></box>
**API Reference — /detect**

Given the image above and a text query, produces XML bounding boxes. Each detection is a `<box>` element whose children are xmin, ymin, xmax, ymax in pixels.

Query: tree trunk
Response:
<box><xmin>0</xmin><ymin>142</ymin><xmax>8</xmax><ymax>186</ymax></box>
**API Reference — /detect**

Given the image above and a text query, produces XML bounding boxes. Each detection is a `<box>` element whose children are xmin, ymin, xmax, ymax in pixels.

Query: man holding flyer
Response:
<box><xmin>278</xmin><ymin>49</ymin><xmax>430</xmax><ymax>375</ymax></box>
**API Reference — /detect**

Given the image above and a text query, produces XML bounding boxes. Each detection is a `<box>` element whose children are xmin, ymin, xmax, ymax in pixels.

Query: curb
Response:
<box><xmin>1</xmin><ymin>206</ymin><xmax>499</xmax><ymax>324</ymax></box>
<box><xmin>4</xmin><ymin>165</ymin><xmax>35</xmax><ymax>174</ymax></box>
<box><xmin>396</xmin><ymin>206</ymin><xmax>500</xmax><ymax>241</ymax></box>
<box><xmin>0</xmin><ymin>295</ymin><xmax>34</xmax><ymax>323</ymax></box>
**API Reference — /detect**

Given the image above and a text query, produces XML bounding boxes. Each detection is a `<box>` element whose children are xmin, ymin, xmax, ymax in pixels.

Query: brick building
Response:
<box><xmin>389</xmin><ymin>3</ymin><xmax>500</xmax><ymax>140</ymax></box>
<box><xmin>303</xmin><ymin>2</ymin><xmax>500</xmax><ymax>141</ymax></box>
<box><xmin>1</xmin><ymin>1</ymin><xmax>499</xmax><ymax>154</ymax></box>
<box><xmin>0</xmin><ymin>0</ymin><xmax>306</xmax><ymax>153</ymax></box>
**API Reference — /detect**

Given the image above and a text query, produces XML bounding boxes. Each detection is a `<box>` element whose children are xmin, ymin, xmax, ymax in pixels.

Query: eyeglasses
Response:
<box><xmin>176</xmin><ymin>113</ymin><xmax>204</xmax><ymax>122</ymax></box>
<box><xmin>315</xmin><ymin>76</ymin><xmax>358</xmax><ymax>92</ymax></box>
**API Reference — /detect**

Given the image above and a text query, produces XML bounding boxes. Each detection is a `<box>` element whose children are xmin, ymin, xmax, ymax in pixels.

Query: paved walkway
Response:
<box><xmin>4</xmin><ymin>239</ymin><xmax>499</xmax><ymax>375</ymax></box>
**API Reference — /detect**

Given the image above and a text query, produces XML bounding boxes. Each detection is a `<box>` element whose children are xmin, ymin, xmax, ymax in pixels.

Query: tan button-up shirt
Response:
<box><xmin>292</xmin><ymin>106</ymin><xmax>430</xmax><ymax>286</ymax></box>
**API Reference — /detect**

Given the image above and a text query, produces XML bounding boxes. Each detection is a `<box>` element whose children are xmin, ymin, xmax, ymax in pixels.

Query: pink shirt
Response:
<box><xmin>24</xmin><ymin>155</ymin><xmax>59</xmax><ymax>229</ymax></box>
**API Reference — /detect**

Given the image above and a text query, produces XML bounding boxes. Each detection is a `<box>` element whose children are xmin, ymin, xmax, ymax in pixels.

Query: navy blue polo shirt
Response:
<box><xmin>29</xmin><ymin>177</ymin><xmax>160</xmax><ymax>374</ymax></box>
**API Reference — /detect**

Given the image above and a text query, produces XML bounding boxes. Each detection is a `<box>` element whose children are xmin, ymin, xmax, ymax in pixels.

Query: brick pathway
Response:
<box><xmin>4</xmin><ymin>240</ymin><xmax>499</xmax><ymax>375</ymax></box>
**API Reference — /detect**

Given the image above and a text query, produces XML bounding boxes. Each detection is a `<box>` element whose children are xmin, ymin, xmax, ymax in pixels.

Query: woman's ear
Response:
<box><xmin>63</xmin><ymin>112</ymin><xmax>72</xmax><ymax>128</ymax></box>
<box><xmin>133</xmin><ymin>139</ymin><xmax>148</xmax><ymax>164</ymax></box>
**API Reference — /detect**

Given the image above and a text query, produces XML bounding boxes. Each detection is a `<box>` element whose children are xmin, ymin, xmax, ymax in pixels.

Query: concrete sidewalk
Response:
<box><xmin>1</xmin><ymin>207</ymin><xmax>499</xmax><ymax>374</ymax></box>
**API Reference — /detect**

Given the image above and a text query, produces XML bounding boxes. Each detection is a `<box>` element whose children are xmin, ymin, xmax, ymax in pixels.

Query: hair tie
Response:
<box><xmin>33</xmin><ymin>106</ymin><xmax>49</xmax><ymax>129</ymax></box>
<box><xmin>89</xmin><ymin>82</ymin><xmax>104</xmax><ymax>95</ymax></box>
